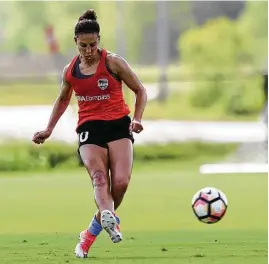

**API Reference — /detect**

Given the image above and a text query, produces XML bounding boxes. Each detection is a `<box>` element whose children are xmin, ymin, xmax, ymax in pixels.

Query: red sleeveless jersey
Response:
<box><xmin>66</xmin><ymin>49</ymin><xmax>130</xmax><ymax>128</ymax></box>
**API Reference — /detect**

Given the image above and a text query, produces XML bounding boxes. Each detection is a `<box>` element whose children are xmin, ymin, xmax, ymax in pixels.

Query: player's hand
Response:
<box><xmin>32</xmin><ymin>129</ymin><xmax>52</xmax><ymax>144</ymax></box>
<box><xmin>130</xmin><ymin>119</ymin><xmax>143</xmax><ymax>134</ymax></box>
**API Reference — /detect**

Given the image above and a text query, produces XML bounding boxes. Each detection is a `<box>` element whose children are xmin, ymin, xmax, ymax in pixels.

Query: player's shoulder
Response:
<box><xmin>64</xmin><ymin>62</ymin><xmax>71</xmax><ymax>70</ymax></box>
<box><xmin>65</xmin><ymin>55</ymin><xmax>79</xmax><ymax>70</ymax></box>
<box><xmin>63</xmin><ymin>62</ymin><xmax>71</xmax><ymax>75</ymax></box>
<box><xmin>106</xmin><ymin>51</ymin><xmax>126</xmax><ymax>68</ymax></box>
<box><xmin>62</xmin><ymin>62</ymin><xmax>74</xmax><ymax>84</ymax></box>
<box><xmin>107</xmin><ymin>51</ymin><xmax>126</xmax><ymax>62</ymax></box>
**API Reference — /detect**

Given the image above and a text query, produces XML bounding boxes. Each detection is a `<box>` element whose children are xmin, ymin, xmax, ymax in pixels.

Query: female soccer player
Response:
<box><xmin>32</xmin><ymin>9</ymin><xmax>147</xmax><ymax>258</ymax></box>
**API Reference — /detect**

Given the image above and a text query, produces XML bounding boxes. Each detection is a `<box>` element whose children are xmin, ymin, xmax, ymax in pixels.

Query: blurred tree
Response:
<box><xmin>116</xmin><ymin>1</ymin><xmax>126</xmax><ymax>58</ymax></box>
<box><xmin>16</xmin><ymin>2</ymin><xmax>48</xmax><ymax>53</ymax></box>
<box><xmin>97</xmin><ymin>2</ymin><xmax>117</xmax><ymax>52</ymax></box>
<box><xmin>0</xmin><ymin>2</ymin><xmax>10</xmax><ymax>49</ymax></box>
<box><xmin>65</xmin><ymin>1</ymin><xmax>97</xmax><ymax>14</ymax></box>
<box><xmin>237</xmin><ymin>1</ymin><xmax>268</xmax><ymax>71</ymax></box>
<box><xmin>45</xmin><ymin>2</ymin><xmax>99</xmax><ymax>55</ymax></box>
<box><xmin>180</xmin><ymin>2</ymin><xmax>268</xmax><ymax>73</ymax></box>
<box><xmin>3</xmin><ymin>0</ymin><xmax>263</xmax><ymax>69</ymax></box>
<box><xmin>156</xmin><ymin>0</ymin><xmax>169</xmax><ymax>102</ymax></box>
<box><xmin>179</xmin><ymin>17</ymin><xmax>247</xmax><ymax>74</ymax></box>
<box><xmin>238</xmin><ymin>1</ymin><xmax>267</xmax><ymax>38</ymax></box>
<box><xmin>3</xmin><ymin>2</ymin><xmax>48</xmax><ymax>53</ymax></box>
<box><xmin>123</xmin><ymin>1</ymin><xmax>156</xmax><ymax>63</ymax></box>
<box><xmin>179</xmin><ymin>16</ymin><xmax>264</xmax><ymax>115</ymax></box>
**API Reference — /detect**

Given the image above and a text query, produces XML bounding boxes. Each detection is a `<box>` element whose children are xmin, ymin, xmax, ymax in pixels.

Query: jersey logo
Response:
<box><xmin>97</xmin><ymin>78</ymin><xmax>108</xmax><ymax>90</ymax></box>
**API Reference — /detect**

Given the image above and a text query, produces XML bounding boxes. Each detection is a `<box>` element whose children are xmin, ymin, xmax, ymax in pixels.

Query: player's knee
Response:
<box><xmin>83</xmin><ymin>157</ymin><xmax>98</xmax><ymax>169</ymax></box>
<box><xmin>113</xmin><ymin>177</ymin><xmax>130</xmax><ymax>193</ymax></box>
<box><xmin>92</xmin><ymin>170</ymin><xmax>107</xmax><ymax>188</ymax></box>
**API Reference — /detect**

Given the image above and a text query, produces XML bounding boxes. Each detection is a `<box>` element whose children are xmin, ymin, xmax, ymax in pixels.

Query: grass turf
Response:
<box><xmin>0</xmin><ymin>160</ymin><xmax>267</xmax><ymax>263</ymax></box>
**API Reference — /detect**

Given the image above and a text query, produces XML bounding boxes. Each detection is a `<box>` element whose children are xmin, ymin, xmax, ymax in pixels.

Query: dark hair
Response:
<box><xmin>74</xmin><ymin>9</ymin><xmax>100</xmax><ymax>37</ymax></box>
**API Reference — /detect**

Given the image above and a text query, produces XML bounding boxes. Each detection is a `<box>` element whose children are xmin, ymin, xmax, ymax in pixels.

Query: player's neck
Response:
<box><xmin>80</xmin><ymin>52</ymin><xmax>100</xmax><ymax>67</ymax></box>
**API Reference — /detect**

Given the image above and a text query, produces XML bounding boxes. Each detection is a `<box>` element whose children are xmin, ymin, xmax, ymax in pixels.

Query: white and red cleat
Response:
<box><xmin>74</xmin><ymin>230</ymin><xmax>96</xmax><ymax>258</ymax></box>
<box><xmin>101</xmin><ymin>210</ymin><xmax>122</xmax><ymax>243</ymax></box>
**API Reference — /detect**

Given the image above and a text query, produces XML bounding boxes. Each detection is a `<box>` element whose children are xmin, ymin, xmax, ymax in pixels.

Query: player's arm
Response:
<box><xmin>107</xmin><ymin>54</ymin><xmax>147</xmax><ymax>123</ymax></box>
<box><xmin>45</xmin><ymin>64</ymin><xmax>73</xmax><ymax>132</ymax></box>
<box><xmin>32</xmin><ymin>65</ymin><xmax>73</xmax><ymax>144</ymax></box>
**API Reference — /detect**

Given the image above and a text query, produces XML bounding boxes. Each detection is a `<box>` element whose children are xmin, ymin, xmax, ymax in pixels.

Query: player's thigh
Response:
<box><xmin>79</xmin><ymin>144</ymin><xmax>109</xmax><ymax>179</ymax></box>
<box><xmin>107</xmin><ymin>138</ymin><xmax>133</xmax><ymax>185</ymax></box>
<box><xmin>77</xmin><ymin>120</ymin><xmax>109</xmax><ymax>176</ymax></box>
<box><xmin>77</xmin><ymin>120</ymin><xmax>108</xmax><ymax>150</ymax></box>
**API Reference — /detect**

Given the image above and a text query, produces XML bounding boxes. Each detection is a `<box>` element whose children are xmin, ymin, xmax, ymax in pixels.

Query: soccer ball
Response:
<box><xmin>191</xmin><ymin>187</ymin><xmax>228</xmax><ymax>224</ymax></box>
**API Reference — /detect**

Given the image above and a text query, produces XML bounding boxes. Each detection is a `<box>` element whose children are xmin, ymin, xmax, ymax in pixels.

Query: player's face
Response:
<box><xmin>75</xmin><ymin>33</ymin><xmax>99</xmax><ymax>62</ymax></box>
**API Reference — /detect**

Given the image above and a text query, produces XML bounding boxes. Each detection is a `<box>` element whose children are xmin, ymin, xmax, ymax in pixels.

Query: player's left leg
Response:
<box><xmin>108</xmin><ymin>138</ymin><xmax>133</xmax><ymax>210</ymax></box>
<box><xmin>88</xmin><ymin>116</ymin><xmax>133</xmax><ymax>243</ymax></box>
<box><xmin>94</xmin><ymin>138</ymin><xmax>132</xmax><ymax>242</ymax></box>
<box><xmin>108</xmin><ymin>138</ymin><xmax>133</xmax><ymax>222</ymax></box>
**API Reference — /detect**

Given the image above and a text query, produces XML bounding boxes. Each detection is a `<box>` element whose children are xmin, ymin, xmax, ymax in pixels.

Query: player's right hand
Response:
<box><xmin>32</xmin><ymin>129</ymin><xmax>52</xmax><ymax>144</ymax></box>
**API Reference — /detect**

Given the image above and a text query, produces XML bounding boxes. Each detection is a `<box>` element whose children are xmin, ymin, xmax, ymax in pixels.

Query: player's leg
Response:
<box><xmin>108</xmin><ymin>138</ymin><xmax>133</xmax><ymax>211</ymax></box>
<box><xmin>94</xmin><ymin>138</ymin><xmax>132</xmax><ymax>241</ymax></box>
<box><xmin>104</xmin><ymin>116</ymin><xmax>134</xmax><ymax>215</ymax></box>
<box><xmin>75</xmin><ymin>144</ymin><xmax>113</xmax><ymax>258</ymax></box>
<box><xmin>107</xmin><ymin>116</ymin><xmax>134</xmax><ymax>211</ymax></box>
<box><xmin>80</xmin><ymin>144</ymin><xmax>113</xmax><ymax>213</ymax></box>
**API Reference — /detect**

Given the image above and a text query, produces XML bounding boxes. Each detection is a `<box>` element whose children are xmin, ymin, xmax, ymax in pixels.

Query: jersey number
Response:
<box><xmin>79</xmin><ymin>132</ymin><xmax>89</xmax><ymax>143</ymax></box>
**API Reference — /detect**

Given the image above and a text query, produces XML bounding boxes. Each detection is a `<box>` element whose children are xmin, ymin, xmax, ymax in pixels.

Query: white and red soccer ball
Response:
<box><xmin>192</xmin><ymin>187</ymin><xmax>228</xmax><ymax>224</ymax></box>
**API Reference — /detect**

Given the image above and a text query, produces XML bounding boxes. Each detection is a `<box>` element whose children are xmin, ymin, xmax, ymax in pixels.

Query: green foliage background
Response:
<box><xmin>178</xmin><ymin>1</ymin><xmax>267</xmax><ymax>114</ymax></box>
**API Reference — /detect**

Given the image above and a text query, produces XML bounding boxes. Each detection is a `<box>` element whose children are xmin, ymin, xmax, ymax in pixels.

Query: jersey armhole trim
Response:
<box><xmin>105</xmin><ymin>57</ymin><xmax>121</xmax><ymax>82</ymax></box>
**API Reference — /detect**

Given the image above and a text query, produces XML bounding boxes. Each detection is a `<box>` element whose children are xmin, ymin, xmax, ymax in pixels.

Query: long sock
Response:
<box><xmin>88</xmin><ymin>215</ymin><xmax>103</xmax><ymax>236</ymax></box>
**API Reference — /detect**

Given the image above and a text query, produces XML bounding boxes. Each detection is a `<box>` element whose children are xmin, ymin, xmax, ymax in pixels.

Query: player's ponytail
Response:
<box><xmin>75</xmin><ymin>9</ymin><xmax>100</xmax><ymax>38</ymax></box>
<box><xmin>78</xmin><ymin>9</ymin><xmax>97</xmax><ymax>22</ymax></box>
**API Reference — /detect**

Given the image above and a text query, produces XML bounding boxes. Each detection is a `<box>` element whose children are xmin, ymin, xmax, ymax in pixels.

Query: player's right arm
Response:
<box><xmin>32</xmin><ymin>64</ymin><xmax>73</xmax><ymax>144</ymax></box>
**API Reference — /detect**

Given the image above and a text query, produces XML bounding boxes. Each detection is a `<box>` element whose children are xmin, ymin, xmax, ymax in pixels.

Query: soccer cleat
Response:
<box><xmin>74</xmin><ymin>230</ymin><xmax>96</xmax><ymax>258</ymax></box>
<box><xmin>101</xmin><ymin>210</ymin><xmax>122</xmax><ymax>243</ymax></box>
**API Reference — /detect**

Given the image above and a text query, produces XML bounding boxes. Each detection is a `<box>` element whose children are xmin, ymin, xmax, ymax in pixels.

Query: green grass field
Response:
<box><xmin>0</xmin><ymin>160</ymin><xmax>267</xmax><ymax>263</ymax></box>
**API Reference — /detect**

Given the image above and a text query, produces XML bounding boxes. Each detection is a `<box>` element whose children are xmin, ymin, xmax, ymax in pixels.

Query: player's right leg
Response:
<box><xmin>75</xmin><ymin>144</ymin><xmax>114</xmax><ymax>258</ymax></box>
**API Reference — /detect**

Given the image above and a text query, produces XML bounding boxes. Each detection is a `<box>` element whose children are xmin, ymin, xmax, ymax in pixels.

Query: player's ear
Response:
<box><xmin>74</xmin><ymin>37</ymin><xmax>77</xmax><ymax>44</ymax></box>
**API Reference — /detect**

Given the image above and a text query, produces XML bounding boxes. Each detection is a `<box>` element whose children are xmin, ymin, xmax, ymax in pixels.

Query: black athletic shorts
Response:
<box><xmin>76</xmin><ymin>115</ymin><xmax>134</xmax><ymax>150</ymax></box>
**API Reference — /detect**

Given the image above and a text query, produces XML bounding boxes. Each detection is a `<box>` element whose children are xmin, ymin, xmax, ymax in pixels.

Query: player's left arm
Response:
<box><xmin>108</xmin><ymin>54</ymin><xmax>147</xmax><ymax>126</ymax></box>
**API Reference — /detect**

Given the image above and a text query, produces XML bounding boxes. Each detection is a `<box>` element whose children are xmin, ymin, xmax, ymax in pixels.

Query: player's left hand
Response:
<box><xmin>130</xmin><ymin>119</ymin><xmax>143</xmax><ymax>134</ymax></box>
